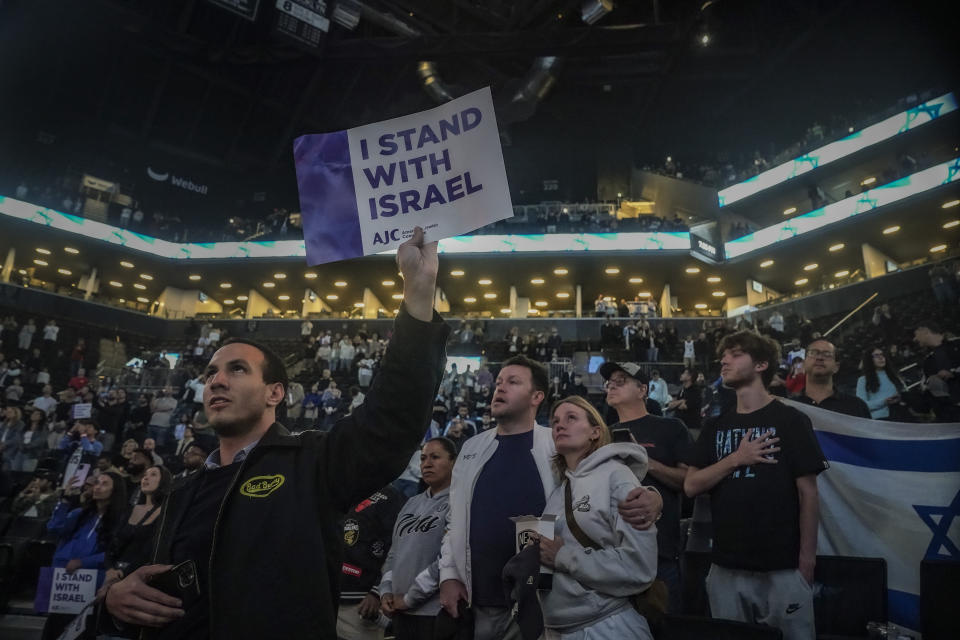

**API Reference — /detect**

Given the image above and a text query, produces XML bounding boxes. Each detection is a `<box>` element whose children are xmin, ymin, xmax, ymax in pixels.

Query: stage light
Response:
<box><xmin>760</xmin><ymin>259</ymin><xmax>774</xmax><ymax>268</ymax></box>
<box><xmin>829</xmin><ymin>243</ymin><xmax>845</xmax><ymax>252</ymax></box>
<box><xmin>581</xmin><ymin>0</ymin><xmax>613</xmax><ymax>25</ymax></box>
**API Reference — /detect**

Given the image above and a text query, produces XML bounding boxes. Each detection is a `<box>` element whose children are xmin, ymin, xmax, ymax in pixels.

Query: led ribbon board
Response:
<box><xmin>718</xmin><ymin>93</ymin><xmax>957</xmax><ymax>208</ymax></box>
<box><xmin>0</xmin><ymin>196</ymin><xmax>689</xmax><ymax>258</ymax></box>
<box><xmin>724</xmin><ymin>157</ymin><xmax>960</xmax><ymax>259</ymax></box>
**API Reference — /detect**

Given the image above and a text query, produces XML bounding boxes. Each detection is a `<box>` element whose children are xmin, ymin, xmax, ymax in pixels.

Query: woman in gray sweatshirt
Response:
<box><xmin>379</xmin><ymin>437</ymin><xmax>455</xmax><ymax>640</ymax></box>
<box><xmin>535</xmin><ymin>395</ymin><xmax>657</xmax><ymax>640</ymax></box>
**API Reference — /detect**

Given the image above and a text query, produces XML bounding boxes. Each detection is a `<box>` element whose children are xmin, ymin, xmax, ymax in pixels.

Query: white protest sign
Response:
<box><xmin>48</xmin><ymin>568</ymin><xmax>98</xmax><ymax>614</ymax></box>
<box><xmin>72</xmin><ymin>403</ymin><xmax>92</xmax><ymax>420</ymax></box>
<box><xmin>294</xmin><ymin>87</ymin><xmax>513</xmax><ymax>265</ymax></box>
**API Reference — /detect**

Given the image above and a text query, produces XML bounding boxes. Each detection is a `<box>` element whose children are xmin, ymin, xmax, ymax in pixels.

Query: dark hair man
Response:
<box><xmin>684</xmin><ymin>331</ymin><xmax>828</xmax><ymax>640</ymax></box>
<box><xmin>601</xmin><ymin>361</ymin><xmax>693</xmax><ymax>612</ymax></box>
<box><xmin>795</xmin><ymin>339</ymin><xmax>871</xmax><ymax>418</ymax></box>
<box><xmin>666</xmin><ymin>368</ymin><xmax>702</xmax><ymax>430</ymax></box>
<box><xmin>104</xmin><ymin>228</ymin><xmax>449</xmax><ymax>639</ymax></box>
<box><xmin>438</xmin><ymin>354</ymin><xmax>664</xmax><ymax>640</ymax></box>
<box><xmin>914</xmin><ymin>321</ymin><xmax>960</xmax><ymax>421</ymax></box>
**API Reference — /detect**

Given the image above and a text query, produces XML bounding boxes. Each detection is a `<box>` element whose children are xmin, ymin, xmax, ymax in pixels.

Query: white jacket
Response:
<box><xmin>438</xmin><ymin>424</ymin><xmax>557</xmax><ymax>601</ymax></box>
<box><xmin>540</xmin><ymin>443</ymin><xmax>658</xmax><ymax>632</ymax></box>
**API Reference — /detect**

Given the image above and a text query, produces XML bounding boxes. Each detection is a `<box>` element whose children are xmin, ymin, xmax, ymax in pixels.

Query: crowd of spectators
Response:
<box><xmin>643</xmin><ymin>88</ymin><xmax>944</xmax><ymax>191</ymax></box>
<box><xmin>0</xmin><ymin>259</ymin><xmax>956</xmax><ymax>638</ymax></box>
<box><xmin>9</xmin><ymin>169</ymin><xmax>691</xmax><ymax>244</ymax></box>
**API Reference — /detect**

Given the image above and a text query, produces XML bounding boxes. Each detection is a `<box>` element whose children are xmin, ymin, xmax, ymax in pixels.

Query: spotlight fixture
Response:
<box><xmin>581</xmin><ymin>0</ymin><xmax>613</xmax><ymax>25</ymax></box>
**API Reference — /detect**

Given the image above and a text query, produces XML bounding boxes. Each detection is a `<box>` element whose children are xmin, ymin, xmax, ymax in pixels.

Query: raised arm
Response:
<box><xmin>322</xmin><ymin>228</ymin><xmax>449</xmax><ymax>511</ymax></box>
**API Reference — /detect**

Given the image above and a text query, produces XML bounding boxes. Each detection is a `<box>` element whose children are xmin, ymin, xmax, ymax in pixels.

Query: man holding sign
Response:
<box><xmin>104</xmin><ymin>229</ymin><xmax>449</xmax><ymax>640</ymax></box>
<box><xmin>294</xmin><ymin>87</ymin><xmax>513</xmax><ymax>265</ymax></box>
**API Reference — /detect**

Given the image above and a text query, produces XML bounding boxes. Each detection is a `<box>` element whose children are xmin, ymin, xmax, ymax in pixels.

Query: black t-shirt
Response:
<box><xmin>922</xmin><ymin>343</ymin><xmax>960</xmax><ymax>399</ymax></box>
<box><xmin>158</xmin><ymin>463</ymin><xmax>237</xmax><ymax>640</ymax></box>
<box><xmin>795</xmin><ymin>389</ymin><xmax>871</xmax><ymax>419</ymax></box>
<box><xmin>615</xmin><ymin>415</ymin><xmax>693</xmax><ymax>559</ymax></box>
<box><xmin>675</xmin><ymin>384</ymin><xmax>702</xmax><ymax>430</ymax></box>
<box><xmin>689</xmin><ymin>399</ymin><xmax>828</xmax><ymax>571</ymax></box>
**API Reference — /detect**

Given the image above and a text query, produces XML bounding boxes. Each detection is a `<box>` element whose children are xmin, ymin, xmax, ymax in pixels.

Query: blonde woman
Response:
<box><xmin>534</xmin><ymin>395</ymin><xmax>657</xmax><ymax>640</ymax></box>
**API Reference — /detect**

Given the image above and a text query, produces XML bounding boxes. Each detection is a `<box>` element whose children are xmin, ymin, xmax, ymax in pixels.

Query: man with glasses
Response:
<box><xmin>795</xmin><ymin>339</ymin><xmax>871</xmax><ymax>418</ymax></box>
<box><xmin>602</xmin><ymin>362</ymin><xmax>693</xmax><ymax>612</ymax></box>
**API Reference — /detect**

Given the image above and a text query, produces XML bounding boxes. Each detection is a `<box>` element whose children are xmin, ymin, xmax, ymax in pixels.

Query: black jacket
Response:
<box><xmin>339</xmin><ymin>485</ymin><xmax>404</xmax><ymax>604</ymax></box>
<box><xmin>138</xmin><ymin>309</ymin><xmax>448</xmax><ymax>639</ymax></box>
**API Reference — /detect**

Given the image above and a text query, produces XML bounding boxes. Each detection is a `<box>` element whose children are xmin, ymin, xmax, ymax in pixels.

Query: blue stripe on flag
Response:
<box><xmin>888</xmin><ymin>589</ymin><xmax>919</xmax><ymax>631</ymax></box>
<box><xmin>815</xmin><ymin>431</ymin><xmax>960</xmax><ymax>472</ymax></box>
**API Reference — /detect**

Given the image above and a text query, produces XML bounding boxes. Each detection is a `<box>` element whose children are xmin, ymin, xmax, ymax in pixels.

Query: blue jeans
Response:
<box><xmin>392</xmin><ymin>478</ymin><xmax>420</xmax><ymax>499</ymax></box>
<box><xmin>147</xmin><ymin>425</ymin><xmax>169</xmax><ymax>449</ymax></box>
<box><xmin>658</xmin><ymin>556</ymin><xmax>682</xmax><ymax>614</ymax></box>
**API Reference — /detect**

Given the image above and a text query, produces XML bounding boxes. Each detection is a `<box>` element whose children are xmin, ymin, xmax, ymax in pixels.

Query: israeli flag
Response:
<box><xmin>788</xmin><ymin>400</ymin><xmax>960</xmax><ymax>631</ymax></box>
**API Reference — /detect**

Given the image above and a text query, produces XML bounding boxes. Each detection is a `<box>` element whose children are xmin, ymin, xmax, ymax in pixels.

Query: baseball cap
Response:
<box><xmin>598</xmin><ymin>361</ymin><xmax>649</xmax><ymax>385</ymax></box>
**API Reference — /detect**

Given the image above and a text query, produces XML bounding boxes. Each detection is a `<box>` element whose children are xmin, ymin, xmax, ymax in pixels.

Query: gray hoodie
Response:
<box><xmin>379</xmin><ymin>487</ymin><xmax>450</xmax><ymax>615</ymax></box>
<box><xmin>539</xmin><ymin>443</ymin><xmax>658</xmax><ymax>633</ymax></box>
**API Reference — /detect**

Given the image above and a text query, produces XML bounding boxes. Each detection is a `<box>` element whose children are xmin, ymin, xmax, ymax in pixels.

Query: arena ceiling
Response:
<box><xmin>1</xmin><ymin>0</ymin><xmax>957</xmax><ymax>187</ymax></box>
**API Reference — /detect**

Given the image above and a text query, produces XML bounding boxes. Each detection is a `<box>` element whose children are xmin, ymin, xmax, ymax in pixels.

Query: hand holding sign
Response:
<box><xmin>397</xmin><ymin>226</ymin><xmax>438</xmax><ymax>322</ymax></box>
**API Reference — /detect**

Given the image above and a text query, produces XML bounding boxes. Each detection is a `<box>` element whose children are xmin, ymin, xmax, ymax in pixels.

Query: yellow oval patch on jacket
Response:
<box><xmin>239</xmin><ymin>474</ymin><xmax>285</xmax><ymax>498</ymax></box>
